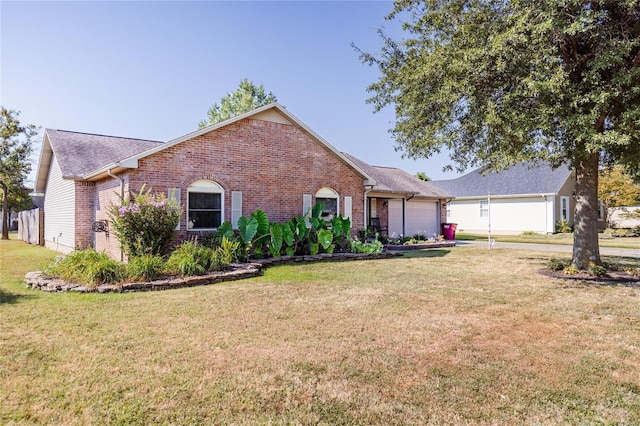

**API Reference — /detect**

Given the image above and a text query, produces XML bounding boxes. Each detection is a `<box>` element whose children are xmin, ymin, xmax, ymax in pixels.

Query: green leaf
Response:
<box><xmin>311</xmin><ymin>202</ymin><xmax>324</xmax><ymax>220</ymax></box>
<box><xmin>282</xmin><ymin>222</ymin><xmax>294</xmax><ymax>246</ymax></box>
<box><xmin>269</xmin><ymin>223</ymin><xmax>283</xmax><ymax>257</ymax></box>
<box><xmin>309</xmin><ymin>242</ymin><xmax>319</xmax><ymax>255</ymax></box>
<box><xmin>237</xmin><ymin>216</ymin><xmax>258</xmax><ymax>244</ymax></box>
<box><xmin>251</xmin><ymin>209</ymin><xmax>269</xmax><ymax>237</ymax></box>
<box><xmin>318</xmin><ymin>229</ymin><xmax>333</xmax><ymax>250</ymax></box>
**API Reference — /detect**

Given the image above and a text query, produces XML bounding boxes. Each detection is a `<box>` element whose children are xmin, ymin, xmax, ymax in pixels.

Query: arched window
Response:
<box><xmin>315</xmin><ymin>187</ymin><xmax>339</xmax><ymax>222</ymax></box>
<box><xmin>187</xmin><ymin>180</ymin><xmax>224</xmax><ymax>230</ymax></box>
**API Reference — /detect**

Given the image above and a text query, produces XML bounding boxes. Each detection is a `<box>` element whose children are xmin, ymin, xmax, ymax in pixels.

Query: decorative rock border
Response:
<box><xmin>24</xmin><ymin>252</ymin><xmax>401</xmax><ymax>293</ymax></box>
<box><xmin>384</xmin><ymin>241</ymin><xmax>456</xmax><ymax>251</ymax></box>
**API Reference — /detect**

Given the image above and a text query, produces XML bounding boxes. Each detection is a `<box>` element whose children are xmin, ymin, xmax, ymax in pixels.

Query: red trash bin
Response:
<box><xmin>441</xmin><ymin>223</ymin><xmax>457</xmax><ymax>240</ymax></box>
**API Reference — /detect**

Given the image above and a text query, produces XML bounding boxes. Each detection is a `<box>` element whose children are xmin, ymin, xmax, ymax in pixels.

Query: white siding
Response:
<box><xmin>43</xmin><ymin>155</ymin><xmax>75</xmax><ymax>253</ymax></box>
<box><xmin>448</xmin><ymin>197</ymin><xmax>548</xmax><ymax>234</ymax></box>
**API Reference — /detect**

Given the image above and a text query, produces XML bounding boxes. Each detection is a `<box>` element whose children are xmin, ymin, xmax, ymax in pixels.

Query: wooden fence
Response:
<box><xmin>18</xmin><ymin>208</ymin><xmax>44</xmax><ymax>245</ymax></box>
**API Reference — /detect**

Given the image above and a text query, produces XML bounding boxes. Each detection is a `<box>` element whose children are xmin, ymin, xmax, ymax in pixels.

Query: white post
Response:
<box><xmin>488</xmin><ymin>192</ymin><xmax>492</xmax><ymax>250</ymax></box>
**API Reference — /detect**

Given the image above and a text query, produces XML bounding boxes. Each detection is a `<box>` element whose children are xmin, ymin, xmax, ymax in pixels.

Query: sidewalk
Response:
<box><xmin>455</xmin><ymin>240</ymin><xmax>640</xmax><ymax>258</ymax></box>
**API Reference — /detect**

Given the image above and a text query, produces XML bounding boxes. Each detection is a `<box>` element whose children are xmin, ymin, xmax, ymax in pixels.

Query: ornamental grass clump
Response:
<box><xmin>45</xmin><ymin>248</ymin><xmax>124</xmax><ymax>287</ymax></box>
<box><xmin>108</xmin><ymin>185</ymin><xmax>180</xmax><ymax>257</ymax></box>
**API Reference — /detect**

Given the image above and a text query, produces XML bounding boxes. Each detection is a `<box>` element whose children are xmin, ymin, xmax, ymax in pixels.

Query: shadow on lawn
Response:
<box><xmin>393</xmin><ymin>249</ymin><xmax>452</xmax><ymax>259</ymax></box>
<box><xmin>0</xmin><ymin>288</ymin><xmax>36</xmax><ymax>305</ymax></box>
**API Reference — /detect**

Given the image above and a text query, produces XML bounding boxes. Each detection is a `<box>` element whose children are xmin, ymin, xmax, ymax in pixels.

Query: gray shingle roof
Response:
<box><xmin>46</xmin><ymin>129</ymin><xmax>163</xmax><ymax>178</ymax></box>
<box><xmin>342</xmin><ymin>153</ymin><xmax>452</xmax><ymax>199</ymax></box>
<box><xmin>431</xmin><ymin>161</ymin><xmax>573</xmax><ymax>197</ymax></box>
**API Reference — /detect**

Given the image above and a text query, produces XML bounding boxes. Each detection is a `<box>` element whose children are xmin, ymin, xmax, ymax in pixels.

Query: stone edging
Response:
<box><xmin>384</xmin><ymin>241</ymin><xmax>456</xmax><ymax>251</ymax></box>
<box><xmin>24</xmin><ymin>252</ymin><xmax>401</xmax><ymax>293</ymax></box>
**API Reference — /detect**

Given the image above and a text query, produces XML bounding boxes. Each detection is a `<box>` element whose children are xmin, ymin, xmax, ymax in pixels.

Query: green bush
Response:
<box><xmin>546</xmin><ymin>258</ymin><xmax>568</xmax><ymax>271</ymax></box>
<box><xmin>45</xmin><ymin>248</ymin><xmax>124</xmax><ymax>286</ymax></box>
<box><xmin>589</xmin><ymin>265</ymin><xmax>608</xmax><ymax>277</ymax></box>
<box><xmin>109</xmin><ymin>185</ymin><xmax>180</xmax><ymax>257</ymax></box>
<box><xmin>350</xmin><ymin>239</ymin><xmax>383</xmax><ymax>254</ymax></box>
<box><xmin>165</xmin><ymin>241</ymin><xmax>210</xmax><ymax>277</ymax></box>
<box><xmin>164</xmin><ymin>240</ymin><xmax>232</xmax><ymax>277</ymax></box>
<box><xmin>126</xmin><ymin>254</ymin><xmax>165</xmax><ymax>281</ymax></box>
<box><xmin>555</xmin><ymin>219</ymin><xmax>573</xmax><ymax>233</ymax></box>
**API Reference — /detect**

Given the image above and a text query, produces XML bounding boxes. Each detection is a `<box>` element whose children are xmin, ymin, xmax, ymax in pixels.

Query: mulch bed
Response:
<box><xmin>539</xmin><ymin>268</ymin><xmax>640</xmax><ymax>285</ymax></box>
<box><xmin>385</xmin><ymin>241</ymin><xmax>456</xmax><ymax>251</ymax></box>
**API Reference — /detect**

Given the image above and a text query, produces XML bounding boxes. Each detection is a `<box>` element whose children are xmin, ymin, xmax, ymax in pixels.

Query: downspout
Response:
<box><xmin>107</xmin><ymin>167</ymin><xmax>125</xmax><ymax>200</ymax></box>
<box><xmin>363</xmin><ymin>180</ymin><xmax>375</xmax><ymax>235</ymax></box>
<box><xmin>107</xmin><ymin>167</ymin><xmax>125</xmax><ymax>261</ymax></box>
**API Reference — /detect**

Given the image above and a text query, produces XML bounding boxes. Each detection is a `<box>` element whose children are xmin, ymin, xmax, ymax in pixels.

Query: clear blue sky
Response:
<box><xmin>2</xmin><ymin>1</ymin><xmax>462</xmax><ymax>186</ymax></box>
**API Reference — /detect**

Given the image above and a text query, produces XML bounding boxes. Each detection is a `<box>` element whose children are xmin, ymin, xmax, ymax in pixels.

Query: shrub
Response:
<box><xmin>555</xmin><ymin>219</ymin><xmax>573</xmax><ymax>233</ymax></box>
<box><xmin>108</xmin><ymin>185</ymin><xmax>180</xmax><ymax>257</ymax></box>
<box><xmin>164</xmin><ymin>240</ymin><xmax>231</xmax><ymax>277</ymax></box>
<box><xmin>589</xmin><ymin>265</ymin><xmax>608</xmax><ymax>278</ymax></box>
<box><xmin>546</xmin><ymin>258</ymin><xmax>567</xmax><ymax>271</ymax></box>
<box><xmin>563</xmin><ymin>265</ymin><xmax>580</xmax><ymax>275</ymax></box>
<box><xmin>165</xmin><ymin>241</ymin><xmax>211</xmax><ymax>277</ymax></box>
<box><xmin>350</xmin><ymin>239</ymin><xmax>383</xmax><ymax>254</ymax></box>
<box><xmin>45</xmin><ymin>248</ymin><xmax>124</xmax><ymax>286</ymax></box>
<box><xmin>126</xmin><ymin>254</ymin><xmax>165</xmax><ymax>281</ymax></box>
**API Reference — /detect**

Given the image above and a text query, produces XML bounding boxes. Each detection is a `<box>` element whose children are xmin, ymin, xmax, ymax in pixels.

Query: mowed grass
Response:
<box><xmin>2</xmin><ymin>237</ymin><xmax>640</xmax><ymax>425</ymax></box>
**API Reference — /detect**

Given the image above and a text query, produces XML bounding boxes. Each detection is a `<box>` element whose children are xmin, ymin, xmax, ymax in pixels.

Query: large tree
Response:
<box><xmin>0</xmin><ymin>107</ymin><xmax>38</xmax><ymax>239</ymax></box>
<box><xmin>199</xmin><ymin>79</ymin><xmax>277</xmax><ymax>128</ymax></box>
<box><xmin>358</xmin><ymin>0</ymin><xmax>640</xmax><ymax>268</ymax></box>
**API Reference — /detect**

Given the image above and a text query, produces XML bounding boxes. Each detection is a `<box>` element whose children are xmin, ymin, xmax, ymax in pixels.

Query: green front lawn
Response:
<box><xmin>2</xmin><ymin>237</ymin><xmax>640</xmax><ymax>424</ymax></box>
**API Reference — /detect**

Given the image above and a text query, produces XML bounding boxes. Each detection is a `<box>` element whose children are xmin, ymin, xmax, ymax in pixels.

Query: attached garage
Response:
<box><xmin>387</xmin><ymin>199</ymin><xmax>440</xmax><ymax>238</ymax></box>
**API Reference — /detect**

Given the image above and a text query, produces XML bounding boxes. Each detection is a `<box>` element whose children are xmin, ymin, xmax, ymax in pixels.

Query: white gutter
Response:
<box><xmin>107</xmin><ymin>167</ymin><xmax>125</xmax><ymax>200</ymax></box>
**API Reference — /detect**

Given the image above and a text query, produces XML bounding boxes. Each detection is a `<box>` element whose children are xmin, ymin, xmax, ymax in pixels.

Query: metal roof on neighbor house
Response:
<box><xmin>342</xmin><ymin>152</ymin><xmax>452</xmax><ymax>199</ymax></box>
<box><xmin>430</xmin><ymin>161</ymin><xmax>573</xmax><ymax>198</ymax></box>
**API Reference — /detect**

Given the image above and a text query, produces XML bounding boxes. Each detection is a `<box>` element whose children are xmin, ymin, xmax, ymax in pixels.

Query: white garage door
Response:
<box><xmin>406</xmin><ymin>200</ymin><xmax>438</xmax><ymax>237</ymax></box>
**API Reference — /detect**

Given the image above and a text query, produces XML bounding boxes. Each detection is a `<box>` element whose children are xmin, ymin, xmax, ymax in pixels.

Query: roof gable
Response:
<box><xmin>82</xmin><ymin>103</ymin><xmax>374</xmax><ymax>183</ymax></box>
<box><xmin>431</xmin><ymin>161</ymin><xmax>573</xmax><ymax>198</ymax></box>
<box><xmin>35</xmin><ymin>129</ymin><xmax>162</xmax><ymax>192</ymax></box>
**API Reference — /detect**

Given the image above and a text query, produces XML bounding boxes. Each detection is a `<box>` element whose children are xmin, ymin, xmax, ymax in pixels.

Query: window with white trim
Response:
<box><xmin>315</xmin><ymin>187</ymin><xmax>339</xmax><ymax>222</ymax></box>
<box><xmin>187</xmin><ymin>180</ymin><xmax>223</xmax><ymax>230</ymax></box>
<box><xmin>480</xmin><ymin>200</ymin><xmax>489</xmax><ymax>217</ymax></box>
<box><xmin>561</xmin><ymin>196</ymin><xmax>570</xmax><ymax>222</ymax></box>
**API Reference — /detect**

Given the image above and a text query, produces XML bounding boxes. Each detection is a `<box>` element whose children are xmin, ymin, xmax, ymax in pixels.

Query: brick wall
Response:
<box><xmin>93</xmin><ymin>117</ymin><xmax>366</xmax><ymax>256</ymax></box>
<box><xmin>74</xmin><ymin>181</ymin><xmax>95</xmax><ymax>250</ymax></box>
<box><xmin>94</xmin><ymin>174</ymin><xmax>130</xmax><ymax>260</ymax></box>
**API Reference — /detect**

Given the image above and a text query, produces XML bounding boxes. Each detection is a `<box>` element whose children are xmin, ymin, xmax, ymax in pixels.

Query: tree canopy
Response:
<box><xmin>359</xmin><ymin>0</ymin><xmax>640</xmax><ymax>267</ymax></box>
<box><xmin>199</xmin><ymin>79</ymin><xmax>277</xmax><ymax>128</ymax></box>
<box><xmin>1</xmin><ymin>107</ymin><xmax>38</xmax><ymax>239</ymax></box>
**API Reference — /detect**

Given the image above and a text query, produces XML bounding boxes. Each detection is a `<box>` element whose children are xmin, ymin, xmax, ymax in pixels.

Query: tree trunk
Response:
<box><xmin>1</xmin><ymin>183</ymin><xmax>9</xmax><ymax>240</ymax></box>
<box><xmin>572</xmin><ymin>152</ymin><xmax>601</xmax><ymax>268</ymax></box>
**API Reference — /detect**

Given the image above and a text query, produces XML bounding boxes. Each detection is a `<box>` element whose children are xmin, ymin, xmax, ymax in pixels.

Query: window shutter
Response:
<box><xmin>303</xmin><ymin>194</ymin><xmax>312</xmax><ymax>227</ymax></box>
<box><xmin>344</xmin><ymin>196</ymin><xmax>352</xmax><ymax>222</ymax></box>
<box><xmin>231</xmin><ymin>191</ymin><xmax>242</xmax><ymax>229</ymax></box>
<box><xmin>168</xmin><ymin>188</ymin><xmax>181</xmax><ymax>230</ymax></box>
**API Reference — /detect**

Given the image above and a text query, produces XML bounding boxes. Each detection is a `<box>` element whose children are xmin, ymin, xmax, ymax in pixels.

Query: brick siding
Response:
<box><xmin>92</xmin><ymin>117</ymin><xmax>366</xmax><ymax>258</ymax></box>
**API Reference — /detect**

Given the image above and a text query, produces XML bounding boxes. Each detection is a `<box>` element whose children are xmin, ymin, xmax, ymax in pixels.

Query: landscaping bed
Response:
<box><xmin>385</xmin><ymin>241</ymin><xmax>456</xmax><ymax>251</ymax></box>
<box><xmin>24</xmin><ymin>251</ymin><xmax>400</xmax><ymax>293</ymax></box>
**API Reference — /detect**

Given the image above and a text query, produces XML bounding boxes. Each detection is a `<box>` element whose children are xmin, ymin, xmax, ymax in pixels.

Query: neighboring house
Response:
<box><xmin>343</xmin><ymin>153</ymin><xmax>451</xmax><ymax>238</ymax></box>
<box><xmin>608</xmin><ymin>205</ymin><xmax>640</xmax><ymax>229</ymax></box>
<box><xmin>431</xmin><ymin>162</ymin><xmax>579</xmax><ymax>234</ymax></box>
<box><xmin>34</xmin><ymin>103</ymin><xmax>451</xmax><ymax>259</ymax></box>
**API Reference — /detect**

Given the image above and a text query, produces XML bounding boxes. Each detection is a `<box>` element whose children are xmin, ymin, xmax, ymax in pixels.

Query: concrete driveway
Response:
<box><xmin>456</xmin><ymin>240</ymin><xmax>640</xmax><ymax>259</ymax></box>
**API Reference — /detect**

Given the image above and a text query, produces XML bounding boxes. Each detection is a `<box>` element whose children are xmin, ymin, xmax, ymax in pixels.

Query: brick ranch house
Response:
<box><xmin>34</xmin><ymin>103</ymin><xmax>451</xmax><ymax>259</ymax></box>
